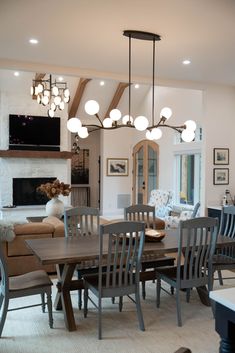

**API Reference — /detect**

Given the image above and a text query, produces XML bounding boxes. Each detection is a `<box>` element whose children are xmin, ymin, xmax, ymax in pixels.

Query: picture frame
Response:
<box><xmin>213</xmin><ymin>168</ymin><xmax>229</xmax><ymax>185</ymax></box>
<box><xmin>213</xmin><ymin>148</ymin><xmax>229</xmax><ymax>165</ymax></box>
<box><xmin>107</xmin><ymin>158</ymin><xmax>129</xmax><ymax>176</ymax></box>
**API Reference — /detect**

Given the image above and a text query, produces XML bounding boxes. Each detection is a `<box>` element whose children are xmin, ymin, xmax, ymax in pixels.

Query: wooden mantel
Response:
<box><xmin>0</xmin><ymin>150</ymin><xmax>74</xmax><ymax>159</ymax></box>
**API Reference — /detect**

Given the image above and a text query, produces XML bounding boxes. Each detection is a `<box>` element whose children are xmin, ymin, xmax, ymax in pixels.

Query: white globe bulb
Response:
<box><xmin>48</xmin><ymin>109</ymin><xmax>55</xmax><ymax>118</ymax></box>
<box><xmin>54</xmin><ymin>96</ymin><xmax>61</xmax><ymax>105</ymax></box>
<box><xmin>52</xmin><ymin>86</ymin><xmax>59</xmax><ymax>96</ymax></box>
<box><xmin>59</xmin><ymin>101</ymin><xmax>65</xmax><ymax>110</ymax></box>
<box><xmin>63</xmin><ymin>88</ymin><xmax>70</xmax><ymax>98</ymax></box>
<box><xmin>85</xmin><ymin>100</ymin><xmax>100</xmax><ymax>115</ymax></box>
<box><xmin>67</xmin><ymin>117</ymin><xmax>82</xmax><ymax>133</ymax></box>
<box><xmin>181</xmin><ymin>129</ymin><xmax>195</xmax><ymax>142</ymax></box>
<box><xmin>37</xmin><ymin>94</ymin><xmax>41</xmax><ymax>104</ymax></box>
<box><xmin>134</xmin><ymin>116</ymin><xmax>149</xmax><ymax>131</ymax></box>
<box><xmin>37</xmin><ymin>83</ymin><xmax>44</xmax><ymax>93</ymax></box>
<box><xmin>151</xmin><ymin>127</ymin><xmax>163</xmax><ymax>140</ymax></box>
<box><xmin>160</xmin><ymin>107</ymin><xmax>172</xmax><ymax>120</ymax></box>
<box><xmin>103</xmin><ymin>117</ymin><xmax>113</xmax><ymax>128</ymax></box>
<box><xmin>109</xmin><ymin>109</ymin><xmax>121</xmax><ymax>121</ymax></box>
<box><xmin>63</xmin><ymin>96</ymin><xmax>70</xmax><ymax>103</ymax></box>
<box><xmin>43</xmin><ymin>89</ymin><xmax>50</xmax><ymax>97</ymax></box>
<box><xmin>50</xmin><ymin>102</ymin><xmax>56</xmax><ymax>111</ymax></box>
<box><xmin>41</xmin><ymin>95</ymin><xmax>49</xmax><ymax>106</ymax></box>
<box><xmin>78</xmin><ymin>126</ymin><xmax>89</xmax><ymax>138</ymax></box>
<box><xmin>184</xmin><ymin>120</ymin><xmax>197</xmax><ymax>131</ymax></box>
<box><xmin>146</xmin><ymin>130</ymin><xmax>154</xmax><ymax>140</ymax></box>
<box><xmin>30</xmin><ymin>86</ymin><xmax>34</xmax><ymax>95</ymax></box>
<box><xmin>122</xmin><ymin>115</ymin><xmax>133</xmax><ymax>125</ymax></box>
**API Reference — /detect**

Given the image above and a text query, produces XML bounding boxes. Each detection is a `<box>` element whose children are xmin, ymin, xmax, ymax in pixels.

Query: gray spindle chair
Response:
<box><xmin>0</xmin><ymin>242</ymin><xmax>53</xmax><ymax>337</ymax></box>
<box><xmin>64</xmin><ymin>206</ymin><xmax>100</xmax><ymax>309</ymax></box>
<box><xmin>156</xmin><ymin>217</ymin><xmax>218</xmax><ymax>326</ymax></box>
<box><xmin>124</xmin><ymin>204</ymin><xmax>175</xmax><ymax>299</ymax></box>
<box><xmin>213</xmin><ymin>205</ymin><xmax>235</xmax><ymax>285</ymax></box>
<box><xmin>83</xmin><ymin>220</ymin><xmax>145</xmax><ymax>339</ymax></box>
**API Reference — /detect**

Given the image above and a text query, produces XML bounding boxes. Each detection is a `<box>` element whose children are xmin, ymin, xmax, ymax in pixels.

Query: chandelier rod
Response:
<box><xmin>152</xmin><ymin>38</ymin><xmax>155</xmax><ymax>126</ymax></box>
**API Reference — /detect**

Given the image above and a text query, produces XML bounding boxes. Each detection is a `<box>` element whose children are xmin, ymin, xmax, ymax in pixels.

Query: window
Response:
<box><xmin>175</xmin><ymin>153</ymin><xmax>201</xmax><ymax>205</ymax></box>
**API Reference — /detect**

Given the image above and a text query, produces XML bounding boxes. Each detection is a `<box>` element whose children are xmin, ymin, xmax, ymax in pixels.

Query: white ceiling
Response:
<box><xmin>1</xmin><ymin>0</ymin><xmax>235</xmax><ymax>86</ymax></box>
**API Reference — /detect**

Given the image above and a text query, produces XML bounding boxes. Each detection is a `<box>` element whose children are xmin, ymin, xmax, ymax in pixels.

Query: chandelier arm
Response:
<box><xmin>128</xmin><ymin>34</ymin><xmax>132</xmax><ymax>123</ymax></box>
<box><xmin>152</xmin><ymin>38</ymin><xmax>155</xmax><ymax>126</ymax></box>
<box><xmin>95</xmin><ymin>113</ymin><xmax>104</xmax><ymax>127</ymax></box>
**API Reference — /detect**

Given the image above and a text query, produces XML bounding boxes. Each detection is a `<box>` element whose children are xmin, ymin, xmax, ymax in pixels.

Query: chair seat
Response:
<box><xmin>9</xmin><ymin>270</ymin><xmax>52</xmax><ymax>292</ymax></box>
<box><xmin>213</xmin><ymin>254</ymin><xmax>235</xmax><ymax>265</ymax></box>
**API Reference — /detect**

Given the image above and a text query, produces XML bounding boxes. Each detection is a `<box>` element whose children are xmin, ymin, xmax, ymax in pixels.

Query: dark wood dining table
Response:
<box><xmin>26</xmin><ymin>230</ymin><xmax>235</xmax><ymax>332</ymax></box>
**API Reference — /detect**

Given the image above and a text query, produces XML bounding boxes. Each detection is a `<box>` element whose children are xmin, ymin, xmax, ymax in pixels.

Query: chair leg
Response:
<box><xmin>0</xmin><ymin>294</ymin><xmax>9</xmax><ymax>338</ymax></box>
<box><xmin>142</xmin><ymin>280</ymin><xmax>146</xmax><ymax>300</ymax></box>
<box><xmin>119</xmin><ymin>296</ymin><xmax>123</xmax><ymax>312</ymax></box>
<box><xmin>186</xmin><ymin>288</ymin><xmax>190</xmax><ymax>303</ymax></box>
<box><xmin>84</xmin><ymin>287</ymin><xmax>88</xmax><ymax>318</ymax></box>
<box><xmin>41</xmin><ymin>293</ymin><xmax>46</xmax><ymax>313</ymax></box>
<box><xmin>156</xmin><ymin>277</ymin><xmax>161</xmax><ymax>308</ymax></box>
<box><xmin>217</xmin><ymin>270</ymin><xmax>223</xmax><ymax>285</ymax></box>
<box><xmin>176</xmin><ymin>288</ymin><xmax>182</xmax><ymax>327</ymax></box>
<box><xmin>77</xmin><ymin>271</ymin><xmax>83</xmax><ymax>310</ymax></box>
<box><xmin>98</xmin><ymin>296</ymin><xmax>102</xmax><ymax>340</ymax></box>
<box><xmin>111</xmin><ymin>297</ymin><xmax>115</xmax><ymax>304</ymax></box>
<box><xmin>170</xmin><ymin>286</ymin><xmax>174</xmax><ymax>295</ymax></box>
<box><xmin>135</xmin><ymin>287</ymin><xmax>145</xmax><ymax>331</ymax></box>
<box><xmin>46</xmin><ymin>291</ymin><xmax>53</xmax><ymax>328</ymax></box>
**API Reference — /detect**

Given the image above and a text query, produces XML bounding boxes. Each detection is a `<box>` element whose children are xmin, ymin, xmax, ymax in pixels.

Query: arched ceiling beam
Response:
<box><xmin>69</xmin><ymin>78</ymin><xmax>91</xmax><ymax>118</ymax></box>
<box><xmin>104</xmin><ymin>82</ymin><xmax>129</xmax><ymax>119</ymax></box>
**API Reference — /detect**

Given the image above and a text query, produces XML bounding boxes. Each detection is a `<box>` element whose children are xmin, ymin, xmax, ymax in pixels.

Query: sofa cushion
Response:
<box><xmin>7</xmin><ymin>232</ymin><xmax>53</xmax><ymax>256</ymax></box>
<box><xmin>43</xmin><ymin>216</ymin><xmax>65</xmax><ymax>237</ymax></box>
<box><xmin>14</xmin><ymin>222</ymin><xmax>54</xmax><ymax>235</ymax></box>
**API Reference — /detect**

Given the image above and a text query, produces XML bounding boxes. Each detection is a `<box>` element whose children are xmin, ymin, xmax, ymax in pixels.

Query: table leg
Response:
<box><xmin>54</xmin><ymin>263</ymin><xmax>77</xmax><ymax>331</ymax></box>
<box><xmin>54</xmin><ymin>264</ymin><xmax>64</xmax><ymax>310</ymax></box>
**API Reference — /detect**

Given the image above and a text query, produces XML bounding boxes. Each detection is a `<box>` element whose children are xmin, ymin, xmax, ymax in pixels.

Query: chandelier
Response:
<box><xmin>67</xmin><ymin>30</ymin><xmax>196</xmax><ymax>146</ymax></box>
<box><xmin>30</xmin><ymin>74</ymin><xmax>70</xmax><ymax>118</ymax></box>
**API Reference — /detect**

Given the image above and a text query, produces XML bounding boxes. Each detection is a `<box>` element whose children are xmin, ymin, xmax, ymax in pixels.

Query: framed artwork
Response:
<box><xmin>213</xmin><ymin>148</ymin><xmax>229</xmax><ymax>165</ymax></box>
<box><xmin>71</xmin><ymin>149</ymin><xmax>89</xmax><ymax>184</ymax></box>
<box><xmin>213</xmin><ymin>168</ymin><xmax>229</xmax><ymax>185</ymax></box>
<box><xmin>107</xmin><ymin>158</ymin><xmax>129</xmax><ymax>176</ymax></box>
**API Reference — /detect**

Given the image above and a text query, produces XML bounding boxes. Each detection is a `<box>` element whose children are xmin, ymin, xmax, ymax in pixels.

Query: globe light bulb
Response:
<box><xmin>37</xmin><ymin>83</ymin><xmax>44</xmax><ymax>93</ymax></box>
<box><xmin>109</xmin><ymin>109</ymin><xmax>121</xmax><ymax>121</ymax></box>
<box><xmin>52</xmin><ymin>86</ymin><xmax>59</xmax><ymax>96</ymax></box>
<box><xmin>78</xmin><ymin>126</ymin><xmax>89</xmax><ymax>138</ymax></box>
<box><xmin>85</xmin><ymin>100</ymin><xmax>100</xmax><ymax>115</ymax></box>
<box><xmin>134</xmin><ymin>116</ymin><xmax>149</xmax><ymax>131</ymax></box>
<box><xmin>63</xmin><ymin>88</ymin><xmax>70</xmax><ymax>98</ymax></box>
<box><xmin>43</xmin><ymin>89</ymin><xmax>50</xmax><ymax>97</ymax></box>
<box><xmin>184</xmin><ymin>120</ymin><xmax>197</xmax><ymax>131</ymax></box>
<box><xmin>146</xmin><ymin>130</ymin><xmax>154</xmax><ymax>140</ymax></box>
<box><xmin>50</xmin><ymin>102</ymin><xmax>56</xmax><ymax>111</ymax></box>
<box><xmin>63</xmin><ymin>96</ymin><xmax>70</xmax><ymax>103</ymax></box>
<box><xmin>59</xmin><ymin>101</ymin><xmax>65</xmax><ymax>110</ymax></box>
<box><xmin>160</xmin><ymin>107</ymin><xmax>172</xmax><ymax>120</ymax></box>
<box><xmin>42</xmin><ymin>95</ymin><xmax>49</xmax><ymax>106</ymax></box>
<box><xmin>54</xmin><ymin>96</ymin><xmax>61</xmax><ymax>105</ymax></box>
<box><xmin>181</xmin><ymin>129</ymin><xmax>195</xmax><ymax>142</ymax></box>
<box><xmin>37</xmin><ymin>95</ymin><xmax>41</xmax><ymax>104</ymax></box>
<box><xmin>48</xmin><ymin>109</ymin><xmax>55</xmax><ymax>118</ymax></box>
<box><xmin>151</xmin><ymin>127</ymin><xmax>163</xmax><ymax>140</ymax></box>
<box><xmin>30</xmin><ymin>86</ymin><xmax>34</xmax><ymax>95</ymax></box>
<box><xmin>122</xmin><ymin>115</ymin><xmax>133</xmax><ymax>125</ymax></box>
<box><xmin>67</xmin><ymin>117</ymin><xmax>82</xmax><ymax>133</ymax></box>
<box><xmin>103</xmin><ymin>118</ymin><xmax>113</xmax><ymax>128</ymax></box>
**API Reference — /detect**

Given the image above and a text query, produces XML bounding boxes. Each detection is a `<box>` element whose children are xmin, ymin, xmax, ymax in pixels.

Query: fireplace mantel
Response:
<box><xmin>0</xmin><ymin>150</ymin><xmax>73</xmax><ymax>159</ymax></box>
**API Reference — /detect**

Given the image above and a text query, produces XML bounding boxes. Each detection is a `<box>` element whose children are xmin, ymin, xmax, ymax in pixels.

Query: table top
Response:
<box><xmin>26</xmin><ymin>231</ymin><xmax>235</xmax><ymax>266</ymax></box>
<box><xmin>210</xmin><ymin>288</ymin><xmax>235</xmax><ymax>311</ymax></box>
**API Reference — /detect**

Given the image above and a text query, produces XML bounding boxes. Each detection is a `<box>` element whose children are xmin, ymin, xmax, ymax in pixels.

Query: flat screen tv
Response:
<box><xmin>9</xmin><ymin>114</ymin><xmax>60</xmax><ymax>151</ymax></box>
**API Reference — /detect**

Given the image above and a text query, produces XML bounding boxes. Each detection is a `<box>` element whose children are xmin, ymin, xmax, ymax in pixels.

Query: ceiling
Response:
<box><xmin>1</xmin><ymin>0</ymin><xmax>235</xmax><ymax>86</ymax></box>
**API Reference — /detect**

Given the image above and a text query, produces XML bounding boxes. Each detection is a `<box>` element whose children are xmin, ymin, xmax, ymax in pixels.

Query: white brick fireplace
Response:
<box><xmin>0</xmin><ymin>90</ymin><xmax>71</xmax><ymax>221</ymax></box>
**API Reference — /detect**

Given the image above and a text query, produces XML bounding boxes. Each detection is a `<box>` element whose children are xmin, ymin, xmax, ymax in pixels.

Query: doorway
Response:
<box><xmin>132</xmin><ymin>140</ymin><xmax>159</xmax><ymax>204</ymax></box>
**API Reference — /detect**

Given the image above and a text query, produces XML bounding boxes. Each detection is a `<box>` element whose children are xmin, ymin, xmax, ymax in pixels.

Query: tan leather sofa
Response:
<box><xmin>2</xmin><ymin>216</ymin><xmax>64</xmax><ymax>276</ymax></box>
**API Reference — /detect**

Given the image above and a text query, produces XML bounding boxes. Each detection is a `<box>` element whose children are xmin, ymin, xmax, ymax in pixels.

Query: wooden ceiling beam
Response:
<box><xmin>104</xmin><ymin>82</ymin><xmax>129</xmax><ymax>119</ymax></box>
<box><xmin>69</xmin><ymin>78</ymin><xmax>91</xmax><ymax>118</ymax></box>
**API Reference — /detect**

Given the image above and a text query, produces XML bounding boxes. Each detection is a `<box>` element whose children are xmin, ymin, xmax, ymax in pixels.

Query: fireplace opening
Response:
<box><xmin>13</xmin><ymin>177</ymin><xmax>56</xmax><ymax>206</ymax></box>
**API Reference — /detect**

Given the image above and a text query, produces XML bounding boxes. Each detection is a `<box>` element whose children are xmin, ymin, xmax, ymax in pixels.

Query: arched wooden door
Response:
<box><xmin>132</xmin><ymin>140</ymin><xmax>159</xmax><ymax>204</ymax></box>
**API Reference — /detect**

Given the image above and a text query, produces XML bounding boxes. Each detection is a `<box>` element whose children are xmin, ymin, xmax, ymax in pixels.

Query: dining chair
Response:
<box><xmin>83</xmin><ymin>220</ymin><xmax>146</xmax><ymax>339</ymax></box>
<box><xmin>64</xmin><ymin>206</ymin><xmax>100</xmax><ymax>309</ymax></box>
<box><xmin>212</xmin><ymin>205</ymin><xmax>235</xmax><ymax>285</ymax></box>
<box><xmin>156</xmin><ymin>217</ymin><xmax>218</xmax><ymax>326</ymax></box>
<box><xmin>124</xmin><ymin>204</ymin><xmax>175</xmax><ymax>299</ymax></box>
<box><xmin>0</xmin><ymin>242</ymin><xmax>53</xmax><ymax>337</ymax></box>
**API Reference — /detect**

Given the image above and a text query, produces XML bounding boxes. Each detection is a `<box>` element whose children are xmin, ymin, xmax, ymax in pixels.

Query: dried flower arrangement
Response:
<box><xmin>37</xmin><ymin>179</ymin><xmax>71</xmax><ymax>199</ymax></box>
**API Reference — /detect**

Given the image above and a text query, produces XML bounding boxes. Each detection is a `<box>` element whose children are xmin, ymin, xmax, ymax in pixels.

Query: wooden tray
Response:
<box><xmin>145</xmin><ymin>229</ymin><xmax>166</xmax><ymax>242</ymax></box>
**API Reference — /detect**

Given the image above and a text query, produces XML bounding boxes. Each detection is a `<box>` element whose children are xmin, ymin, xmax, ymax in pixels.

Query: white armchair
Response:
<box><xmin>148</xmin><ymin>189</ymin><xmax>173</xmax><ymax>219</ymax></box>
<box><xmin>164</xmin><ymin>202</ymin><xmax>200</xmax><ymax>229</ymax></box>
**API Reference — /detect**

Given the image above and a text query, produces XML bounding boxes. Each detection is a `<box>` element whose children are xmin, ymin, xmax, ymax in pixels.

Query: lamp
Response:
<box><xmin>67</xmin><ymin>30</ymin><xmax>196</xmax><ymax>149</ymax></box>
<box><xmin>30</xmin><ymin>75</ymin><xmax>70</xmax><ymax>118</ymax></box>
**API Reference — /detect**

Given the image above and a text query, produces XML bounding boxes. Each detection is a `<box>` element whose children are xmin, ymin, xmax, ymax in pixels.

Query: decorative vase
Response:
<box><xmin>45</xmin><ymin>197</ymin><xmax>64</xmax><ymax>219</ymax></box>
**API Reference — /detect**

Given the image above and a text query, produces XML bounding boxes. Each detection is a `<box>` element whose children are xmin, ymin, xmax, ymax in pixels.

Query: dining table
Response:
<box><xmin>26</xmin><ymin>229</ymin><xmax>235</xmax><ymax>332</ymax></box>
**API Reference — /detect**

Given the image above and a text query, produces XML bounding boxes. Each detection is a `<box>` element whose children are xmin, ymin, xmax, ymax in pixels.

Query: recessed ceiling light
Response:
<box><xmin>100</xmin><ymin>81</ymin><xmax>105</xmax><ymax>86</ymax></box>
<box><xmin>58</xmin><ymin>76</ymin><xmax>63</xmax><ymax>81</ymax></box>
<box><xmin>182</xmin><ymin>59</ymin><xmax>191</xmax><ymax>65</ymax></box>
<box><xmin>134</xmin><ymin>84</ymin><xmax>140</xmax><ymax>89</ymax></box>
<box><xmin>14</xmin><ymin>71</ymin><xmax>19</xmax><ymax>77</ymax></box>
<box><xmin>29</xmin><ymin>38</ymin><xmax>39</xmax><ymax>44</ymax></box>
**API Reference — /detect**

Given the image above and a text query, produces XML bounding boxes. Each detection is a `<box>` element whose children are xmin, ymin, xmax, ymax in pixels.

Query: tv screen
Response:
<box><xmin>9</xmin><ymin>114</ymin><xmax>60</xmax><ymax>151</ymax></box>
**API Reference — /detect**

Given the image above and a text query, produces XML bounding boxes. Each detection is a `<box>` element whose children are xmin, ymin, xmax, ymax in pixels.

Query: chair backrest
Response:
<box><xmin>98</xmin><ymin>221</ymin><xmax>145</xmax><ymax>290</ymax></box>
<box><xmin>177</xmin><ymin>217</ymin><xmax>218</xmax><ymax>288</ymax></box>
<box><xmin>64</xmin><ymin>206</ymin><xmax>100</xmax><ymax>237</ymax></box>
<box><xmin>191</xmin><ymin>202</ymin><xmax>200</xmax><ymax>218</ymax></box>
<box><xmin>219</xmin><ymin>205</ymin><xmax>235</xmax><ymax>237</ymax></box>
<box><xmin>148</xmin><ymin>189</ymin><xmax>173</xmax><ymax>218</ymax></box>
<box><xmin>124</xmin><ymin>204</ymin><xmax>155</xmax><ymax>229</ymax></box>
